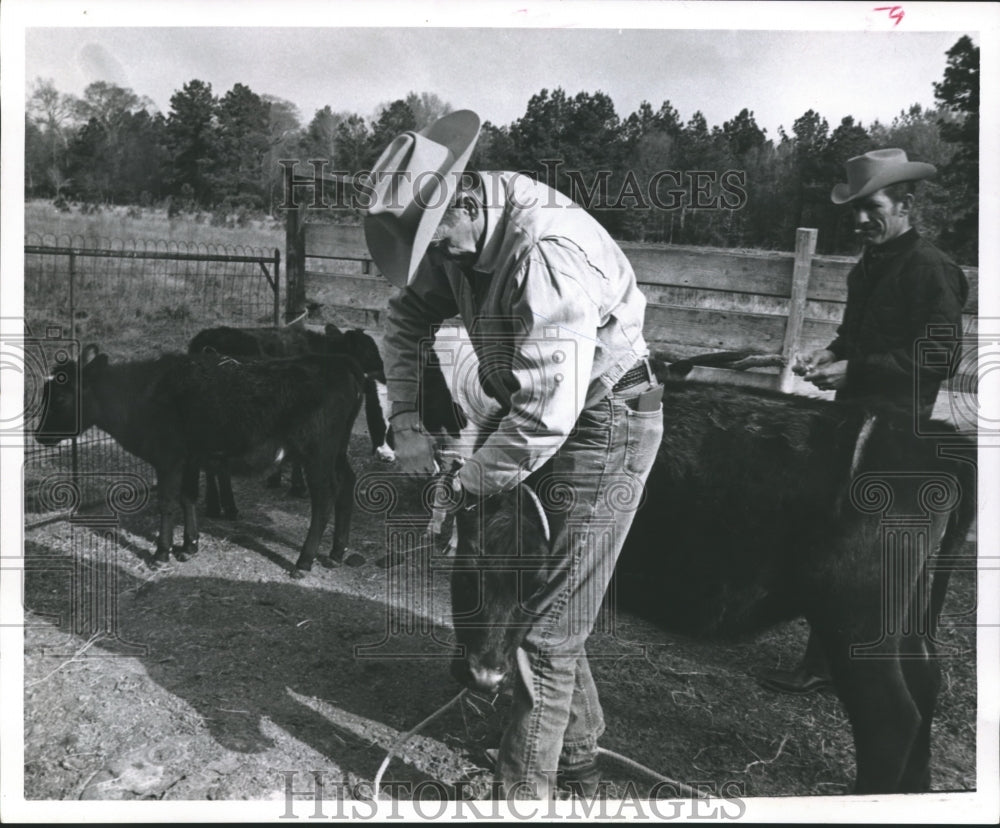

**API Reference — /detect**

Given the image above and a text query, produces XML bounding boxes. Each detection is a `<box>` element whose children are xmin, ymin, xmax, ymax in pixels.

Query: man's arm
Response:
<box><xmin>383</xmin><ymin>256</ymin><xmax>461</xmax><ymax>474</ymax></box>
<box><xmin>458</xmin><ymin>239</ymin><xmax>602</xmax><ymax>498</ymax></box>
<box><xmin>826</xmin><ymin>264</ymin><xmax>864</xmax><ymax>362</ymax></box>
<box><xmin>383</xmin><ymin>256</ymin><xmax>461</xmax><ymax>417</ymax></box>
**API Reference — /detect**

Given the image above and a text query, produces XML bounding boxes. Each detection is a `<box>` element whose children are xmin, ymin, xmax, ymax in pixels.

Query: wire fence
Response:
<box><xmin>23</xmin><ymin>235</ymin><xmax>281</xmax><ymax>512</ymax></box>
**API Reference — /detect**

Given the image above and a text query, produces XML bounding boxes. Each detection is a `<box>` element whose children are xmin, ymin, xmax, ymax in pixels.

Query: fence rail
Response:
<box><xmin>23</xmin><ymin>236</ymin><xmax>282</xmax><ymax>511</ymax></box>
<box><xmin>288</xmin><ymin>220</ymin><xmax>978</xmax><ymax>393</ymax></box>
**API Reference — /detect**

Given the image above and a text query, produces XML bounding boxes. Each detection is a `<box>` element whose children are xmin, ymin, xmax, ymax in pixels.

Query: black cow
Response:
<box><xmin>35</xmin><ymin>344</ymin><xmax>365</xmax><ymax>576</ymax></box>
<box><xmin>188</xmin><ymin>323</ymin><xmax>393</xmax><ymax>518</ymax></box>
<box><xmin>449</xmin><ymin>371</ymin><xmax>976</xmax><ymax>794</ymax></box>
<box><xmin>187</xmin><ymin>323</ymin><xmax>384</xmax><ymax>375</ymax></box>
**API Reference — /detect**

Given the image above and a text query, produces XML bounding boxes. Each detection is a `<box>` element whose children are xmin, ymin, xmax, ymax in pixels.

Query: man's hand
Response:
<box><xmin>804</xmin><ymin>359</ymin><xmax>849</xmax><ymax>391</ymax></box>
<box><xmin>389</xmin><ymin>411</ymin><xmax>437</xmax><ymax>475</ymax></box>
<box><xmin>792</xmin><ymin>348</ymin><xmax>836</xmax><ymax>377</ymax></box>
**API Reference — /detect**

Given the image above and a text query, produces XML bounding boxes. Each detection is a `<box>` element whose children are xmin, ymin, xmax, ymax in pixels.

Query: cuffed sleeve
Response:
<box><xmin>827</xmin><ymin>334</ymin><xmax>848</xmax><ymax>362</ymax></box>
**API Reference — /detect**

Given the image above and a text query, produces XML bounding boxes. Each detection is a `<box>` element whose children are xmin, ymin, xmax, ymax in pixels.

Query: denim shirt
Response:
<box><xmin>383</xmin><ymin>171</ymin><xmax>650</xmax><ymax>496</ymax></box>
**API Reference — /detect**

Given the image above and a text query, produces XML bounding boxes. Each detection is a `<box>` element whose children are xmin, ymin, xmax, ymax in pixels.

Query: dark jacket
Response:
<box><xmin>828</xmin><ymin>229</ymin><xmax>969</xmax><ymax>421</ymax></box>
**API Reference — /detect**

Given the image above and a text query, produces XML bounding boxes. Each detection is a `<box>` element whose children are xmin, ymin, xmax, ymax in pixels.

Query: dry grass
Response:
<box><xmin>25</xmin><ymin>199</ymin><xmax>285</xmax><ymax>252</ymax></box>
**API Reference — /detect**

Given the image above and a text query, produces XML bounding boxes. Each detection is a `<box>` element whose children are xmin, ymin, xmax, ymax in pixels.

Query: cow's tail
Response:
<box><xmin>363</xmin><ymin>375</ymin><xmax>395</xmax><ymax>459</ymax></box>
<box><xmin>927</xmin><ymin>450</ymin><xmax>977</xmax><ymax>639</ymax></box>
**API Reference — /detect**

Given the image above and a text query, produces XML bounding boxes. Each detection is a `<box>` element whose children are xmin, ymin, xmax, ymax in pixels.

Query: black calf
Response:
<box><xmin>188</xmin><ymin>323</ymin><xmax>391</xmax><ymax>518</ymax></box>
<box><xmin>36</xmin><ymin>344</ymin><xmax>365</xmax><ymax>575</ymax></box>
<box><xmin>449</xmin><ymin>377</ymin><xmax>975</xmax><ymax>794</ymax></box>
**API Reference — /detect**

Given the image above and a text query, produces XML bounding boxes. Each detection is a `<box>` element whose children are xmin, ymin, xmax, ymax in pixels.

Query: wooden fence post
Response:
<box><xmin>284</xmin><ymin>203</ymin><xmax>307</xmax><ymax>324</ymax></box>
<box><xmin>778</xmin><ymin>227</ymin><xmax>817</xmax><ymax>392</ymax></box>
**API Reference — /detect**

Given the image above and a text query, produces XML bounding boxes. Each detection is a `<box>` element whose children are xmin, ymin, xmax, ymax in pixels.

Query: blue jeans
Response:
<box><xmin>494</xmin><ymin>386</ymin><xmax>664</xmax><ymax>798</ymax></box>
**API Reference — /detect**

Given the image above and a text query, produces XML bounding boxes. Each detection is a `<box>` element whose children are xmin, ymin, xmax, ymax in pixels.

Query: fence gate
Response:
<box><xmin>23</xmin><ymin>235</ymin><xmax>281</xmax><ymax>512</ymax></box>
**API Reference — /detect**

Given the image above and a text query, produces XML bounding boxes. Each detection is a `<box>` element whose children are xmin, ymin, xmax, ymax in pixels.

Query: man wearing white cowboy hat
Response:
<box><xmin>366</xmin><ymin>110</ymin><xmax>664</xmax><ymax>798</ymax></box>
<box><xmin>759</xmin><ymin>147</ymin><xmax>969</xmax><ymax>696</ymax></box>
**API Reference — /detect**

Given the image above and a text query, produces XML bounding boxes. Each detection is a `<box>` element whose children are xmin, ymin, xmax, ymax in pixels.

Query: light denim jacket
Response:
<box><xmin>383</xmin><ymin>171</ymin><xmax>650</xmax><ymax>496</ymax></box>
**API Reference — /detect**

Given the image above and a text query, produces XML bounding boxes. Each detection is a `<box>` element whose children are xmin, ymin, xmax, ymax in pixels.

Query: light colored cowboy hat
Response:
<box><xmin>363</xmin><ymin>110</ymin><xmax>481</xmax><ymax>287</ymax></box>
<box><xmin>830</xmin><ymin>148</ymin><xmax>936</xmax><ymax>205</ymax></box>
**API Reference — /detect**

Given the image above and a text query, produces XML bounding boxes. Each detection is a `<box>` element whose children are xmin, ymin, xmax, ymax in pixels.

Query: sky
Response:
<box><xmin>18</xmin><ymin>11</ymin><xmax>983</xmax><ymax>140</ymax></box>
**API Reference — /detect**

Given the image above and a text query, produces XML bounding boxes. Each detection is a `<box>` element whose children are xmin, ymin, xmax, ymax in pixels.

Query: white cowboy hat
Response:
<box><xmin>830</xmin><ymin>148</ymin><xmax>936</xmax><ymax>205</ymax></box>
<box><xmin>363</xmin><ymin>110</ymin><xmax>481</xmax><ymax>287</ymax></box>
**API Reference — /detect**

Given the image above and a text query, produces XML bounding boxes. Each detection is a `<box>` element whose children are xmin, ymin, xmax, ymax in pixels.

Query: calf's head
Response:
<box><xmin>450</xmin><ymin>486</ymin><xmax>551</xmax><ymax>694</ymax></box>
<box><xmin>325</xmin><ymin>324</ymin><xmax>386</xmax><ymax>382</ymax></box>
<box><xmin>35</xmin><ymin>344</ymin><xmax>105</xmax><ymax>446</ymax></box>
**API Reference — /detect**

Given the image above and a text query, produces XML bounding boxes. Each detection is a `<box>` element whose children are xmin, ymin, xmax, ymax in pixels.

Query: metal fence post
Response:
<box><xmin>273</xmin><ymin>247</ymin><xmax>282</xmax><ymax>327</ymax></box>
<box><xmin>69</xmin><ymin>250</ymin><xmax>79</xmax><ymax>485</ymax></box>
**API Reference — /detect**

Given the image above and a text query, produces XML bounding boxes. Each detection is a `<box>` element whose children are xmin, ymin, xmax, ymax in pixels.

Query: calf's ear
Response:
<box><xmin>81</xmin><ymin>344</ymin><xmax>109</xmax><ymax>373</ymax></box>
<box><xmin>325</xmin><ymin>323</ymin><xmax>345</xmax><ymax>342</ymax></box>
<box><xmin>345</xmin><ymin>329</ymin><xmax>369</xmax><ymax>353</ymax></box>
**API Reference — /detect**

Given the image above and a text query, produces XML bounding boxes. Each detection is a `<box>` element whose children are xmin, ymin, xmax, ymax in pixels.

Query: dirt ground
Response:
<box><xmin>21</xmin><ymin>430</ymin><xmax>978</xmax><ymax>806</ymax></box>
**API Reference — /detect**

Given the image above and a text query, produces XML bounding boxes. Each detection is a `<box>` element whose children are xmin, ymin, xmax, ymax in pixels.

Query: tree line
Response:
<box><xmin>25</xmin><ymin>36</ymin><xmax>978</xmax><ymax>262</ymax></box>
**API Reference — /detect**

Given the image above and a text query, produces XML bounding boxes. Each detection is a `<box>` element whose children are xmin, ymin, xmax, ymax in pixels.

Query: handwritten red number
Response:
<box><xmin>874</xmin><ymin>5</ymin><xmax>904</xmax><ymax>26</ymax></box>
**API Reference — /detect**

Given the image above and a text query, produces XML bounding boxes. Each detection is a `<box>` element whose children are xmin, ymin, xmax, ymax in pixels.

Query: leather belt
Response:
<box><xmin>612</xmin><ymin>358</ymin><xmax>653</xmax><ymax>392</ymax></box>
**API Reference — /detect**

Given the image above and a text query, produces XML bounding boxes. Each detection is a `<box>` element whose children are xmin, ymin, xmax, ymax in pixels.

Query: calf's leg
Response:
<box><xmin>217</xmin><ymin>463</ymin><xmax>239</xmax><ymax>519</ymax></box>
<box><xmin>290</xmin><ymin>456</ymin><xmax>334</xmax><ymax>577</ymax></box>
<box><xmin>266</xmin><ymin>464</ymin><xmax>282</xmax><ymax>489</ymax></box>
<box><xmin>175</xmin><ymin>461</ymin><xmax>201</xmax><ymax>562</ymax></box>
<box><xmin>153</xmin><ymin>464</ymin><xmax>183</xmax><ymax>566</ymax></box>
<box><xmin>204</xmin><ymin>468</ymin><xmax>222</xmax><ymax>518</ymax></box>
<box><xmin>897</xmin><ymin>634</ymin><xmax>940</xmax><ymax>792</ymax></box>
<box><xmin>289</xmin><ymin>462</ymin><xmax>307</xmax><ymax>497</ymax></box>
<box><xmin>821</xmin><ymin>628</ymin><xmax>920</xmax><ymax>793</ymax></box>
<box><xmin>205</xmin><ymin>461</ymin><xmax>239</xmax><ymax>519</ymax></box>
<box><xmin>324</xmin><ymin>454</ymin><xmax>363</xmax><ymax>567</ymax></box>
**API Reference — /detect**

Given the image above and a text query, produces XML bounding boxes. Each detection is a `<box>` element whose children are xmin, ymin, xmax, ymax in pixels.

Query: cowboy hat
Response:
<box><xmin>363</xmin><ymin>110</ymin><xmax>481</xmax><ymax>287</ymax></box>
<box><xmin>830</xmin><ymin>148</ymin><xmax>936</xmax><ymax>205</ymax></box>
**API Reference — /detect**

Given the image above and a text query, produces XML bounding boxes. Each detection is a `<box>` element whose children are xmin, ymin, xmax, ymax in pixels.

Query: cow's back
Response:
<box><xmin>108</xmin><ymin>353</ymin><xmax>362</xmax><ymax>467</ymax></box>
<box><xmin>614</xmin><ymin>382</ymin><xmax>911</xmax><ymax>636</ymax></box>
<box><xmin>180</xmin><ymin>354</ymin><xmax>361</xmax><ymax>450</ymax></box>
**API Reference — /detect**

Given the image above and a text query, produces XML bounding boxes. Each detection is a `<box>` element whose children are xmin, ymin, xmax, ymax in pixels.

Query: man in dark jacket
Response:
<box><xmin>760</xmin><ymin>148</ymin><xmax>969</xmax><ymax>694</ymax></box>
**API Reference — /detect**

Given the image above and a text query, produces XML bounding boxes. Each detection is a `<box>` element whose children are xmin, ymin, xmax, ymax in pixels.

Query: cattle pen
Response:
<box><xmin>22</xmin><ymin>236</ymin><xmax>281</xmax><ymax>509</ymax></box>
<box><xmin>286</xmin><ymin>216</ymin><xmax>979</xmax><ymax>405</ymax></box>
<box><xmin>18</xmin><ymin>216</ymin><xmax>980</xmax><ymax>806</ymax></box>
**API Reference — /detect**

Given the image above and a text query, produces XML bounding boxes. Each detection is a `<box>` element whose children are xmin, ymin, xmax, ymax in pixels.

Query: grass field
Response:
<box><xmin>25</xmin><ymin>199</ymin><xmax>285</xmax><ymax>252</ymax></box>
<box><xmin>24</xmin><ymin>201</ymin><xmax>285</xmax><ymax>361</ymax></box>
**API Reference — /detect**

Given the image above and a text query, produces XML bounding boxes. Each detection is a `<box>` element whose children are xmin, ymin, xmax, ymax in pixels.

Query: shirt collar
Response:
<box><xmin>864</xmin><ymin>227</ymin><xmax>919</xmax><ymax>262</ymax></box>
<box><xmin>470</xmin><ymin>173</ymin><xmax>509</xmax><ymax>276</ymax></box>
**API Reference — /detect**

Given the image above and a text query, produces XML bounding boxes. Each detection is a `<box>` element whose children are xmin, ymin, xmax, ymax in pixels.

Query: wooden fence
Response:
<box><xmin>285</xmin><ymin>217</ymin><xmax>979</xmax><ymax>394</ymax></box>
